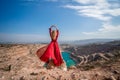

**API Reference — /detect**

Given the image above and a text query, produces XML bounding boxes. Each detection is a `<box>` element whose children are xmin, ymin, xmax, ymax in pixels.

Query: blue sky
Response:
<box><xmin>0</xmin><ymin>0</ymin><xmax>120</xmax><ymax>42</ymax></box>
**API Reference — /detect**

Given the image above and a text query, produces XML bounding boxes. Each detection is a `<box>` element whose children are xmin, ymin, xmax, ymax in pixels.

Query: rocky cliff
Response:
<box><xmin>0</xmin><ymin>42</ymin><xmax>120</xmax><ymax>80</ymax></box>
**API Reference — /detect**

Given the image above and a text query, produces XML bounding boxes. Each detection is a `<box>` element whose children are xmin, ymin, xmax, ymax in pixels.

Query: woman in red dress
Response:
<box><xmin>36</xmin><ymin>25</ymin><xmax>64</xmax><ymax>67</ymax></box>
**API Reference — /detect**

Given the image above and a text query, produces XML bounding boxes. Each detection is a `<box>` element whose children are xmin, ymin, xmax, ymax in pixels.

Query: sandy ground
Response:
<box><xmin>0</xmin><ymin>44</ymin><xmax>120</xmax><ymax>80</ymax></box>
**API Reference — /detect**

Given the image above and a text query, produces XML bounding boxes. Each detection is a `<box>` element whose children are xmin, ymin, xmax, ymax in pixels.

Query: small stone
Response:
<box><xmin>111</xmin><ymin>76</ymin><xmax>116</xmax><ymax>80</ymax></box>
<box><xmin>103</xmin><ymin>76</ymin><xmax>112</xmax><ymax>80</ymax></box>
<box><xmin>40</xmin><ymin>71</ymin><xmax>46</xmax><ymax>75</ymax></box>
<box><xmin>59</xmin><ymin>75</ymin><xmax>62</xmax><ymax>77</ymax></box>
<box><xmin>11</xmin><ymin>76</ymin><xmax>14</xmax><ymax>79</ymax></box>
<box><xmin>58</xmin><ymin>75</ymin><xmax>62</xmax><ymax>80</ymax></box>
<box><xmin>113</xmin><ymin>70</ymin><xmax>119</xmax><ymax>74</ymax></box>
<box><xmin>3</xmin><ymin>65</ymin><xmax>11</xmax><ymax>71</ymax></box>
<box><xmin>2</xmin><ymin>76</ymin><xmax>4</xmax><ymax>79</ymax></box>
<box><xmin>95</xmin><ymin>74</ymin><xmax>98</xmax><ymax>77</ymax></box>
<box><xmin>30</xmin><ymin>72</ymin><xmax>38</xmax><ymax>75</ymax></box>
<box><xmin>117</xmin><ymin>76</ymin><xmax>120</xmax><ymax>80</ymax></box>
<box><xmin>20</xmin><ymin>76</ymin><xmax>25</xmax><ymax>80</ymax></box>
<box><xmin>42</xmin><ymin>76</ymin><xmax>49</xmax><ymax>80</ymax></box>
<box><xmin>62</xmin><ymin>67</ymin><xmax>67</xmax><ymax>71</ymax></box>
<box><xmin>17</xmin><ymin>58</ymin><xmax>20</xmax><ymax>60</ymax></box>
<box><xmin>69</xmin><ymin>66</ymin><xmax>76</xmax><ymax>69</ymax></box>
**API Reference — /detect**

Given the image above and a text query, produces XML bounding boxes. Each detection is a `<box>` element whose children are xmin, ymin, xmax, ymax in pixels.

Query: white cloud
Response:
<box><xmin>63</xmin><ymin>0</ymin><xmax>120</xmax><ymax>39</ymax></box>
<box><xmin>63</xmin><ymin>0</ymin><xmax>120</xmax><ymax>21</ymax></box>
<box><xmin>78</xmin><ymin>8</ymin><xmax>112</xmax><ymax>21</ymax></box>
<box><xmin>82</xmin><ymin>23</ymin><xmax>120</xmax><ymax>39</ymax></box>
<box><xmin>73</xmin><ymin>0</ymin><xmax>110</xmax><ymax>8</ymax></box>
<box><xmin>74</xmin><ymin>0</ymin><xmax>102</xmax><ymax>5</ymax></box>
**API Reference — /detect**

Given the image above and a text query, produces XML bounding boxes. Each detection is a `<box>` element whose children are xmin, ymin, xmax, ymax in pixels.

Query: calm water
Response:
<box><xmin>62</xmin><ymin>52</ymin><xmax>76</xmax><ymax>67</ymax></box>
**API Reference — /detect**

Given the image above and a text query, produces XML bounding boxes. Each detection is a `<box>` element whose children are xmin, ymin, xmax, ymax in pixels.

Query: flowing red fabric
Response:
<box><xmin>36</xmin><ymin>28</ymin><xmax>63</xmax><ymax>66</ymax></box>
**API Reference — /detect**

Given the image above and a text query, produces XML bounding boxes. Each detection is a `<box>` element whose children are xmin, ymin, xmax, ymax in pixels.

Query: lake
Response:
<box><xmin>62</xmin><ymin>52</ymin><xmax>76</xmax><ymax>67</ymax></box>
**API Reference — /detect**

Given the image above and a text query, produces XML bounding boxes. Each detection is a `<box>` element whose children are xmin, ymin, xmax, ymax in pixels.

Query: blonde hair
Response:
<box><xmin>51</xmin><ymin>30</ymin><xmax>57</xmax><ymax>40</ymax></box>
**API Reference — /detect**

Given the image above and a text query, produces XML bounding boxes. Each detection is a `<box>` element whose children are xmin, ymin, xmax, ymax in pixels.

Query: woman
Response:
<box><xmin>36</xmin><ymin>25</ymin><xmax>64</xmax><ymax>67</ymax></box>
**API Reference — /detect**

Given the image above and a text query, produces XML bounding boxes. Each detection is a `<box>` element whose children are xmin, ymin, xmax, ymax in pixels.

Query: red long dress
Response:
<box><xmin>36</xmin><ymin>28</ymin><xmax>63</xmax><ymax>66</ymax></box>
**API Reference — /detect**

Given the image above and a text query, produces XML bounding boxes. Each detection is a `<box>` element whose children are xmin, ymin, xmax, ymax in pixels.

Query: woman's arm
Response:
<box><xmin>49</xmin><ymin>28</ymin><xmax>52</xmax><ymax>37</ymax></box>
<box><xmin>56</xmin><ymin>29</ymin><xmax>59</xmax><ymax>39</ymax></box>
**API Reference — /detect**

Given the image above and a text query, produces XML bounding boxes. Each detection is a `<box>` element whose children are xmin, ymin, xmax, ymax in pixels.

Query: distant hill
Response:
<box><xmin>63</xmin><ymin>40</ymin><xmax>120</xmax><ymax>55</ymax></box>
<box><xmin>62</xmin><ymin>39</ymin><xmax>120</xmax><ymax>45</ymax></box>
<box><xmin>62</xmin><ymin>40</ymin><xmax>120</xmax><ymax>70</ymax></box>
<box><xmin>0</xmin><ymin>38</ymin><xmax>120</xmax><ymax>45</ymax></box>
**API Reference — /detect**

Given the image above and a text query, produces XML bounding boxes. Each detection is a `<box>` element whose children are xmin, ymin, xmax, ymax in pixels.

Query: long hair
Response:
<box><xmin>51</xmin><ymin>30</ymin><xmax>57</xmax><ymax>40</ymax></box>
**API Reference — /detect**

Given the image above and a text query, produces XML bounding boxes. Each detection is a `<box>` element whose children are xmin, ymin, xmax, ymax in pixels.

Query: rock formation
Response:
<box><xmin>0</xmin><ymin>41</ymin><xmax>120</xmax><ymax>80</ymax></box>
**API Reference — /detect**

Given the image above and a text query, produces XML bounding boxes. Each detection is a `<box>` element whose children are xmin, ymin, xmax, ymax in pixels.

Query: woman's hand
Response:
<box><xmin>50</xmin><ymin>25</ymin><xmax>58</xmax><ymax>30</ymax></box>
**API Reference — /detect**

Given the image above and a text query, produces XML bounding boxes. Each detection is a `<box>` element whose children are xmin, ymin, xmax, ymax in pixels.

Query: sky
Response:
<box><xmin>0</xmin><ymin>0</ymin><xmax>120</xmax><ymax>43</ymax></box>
